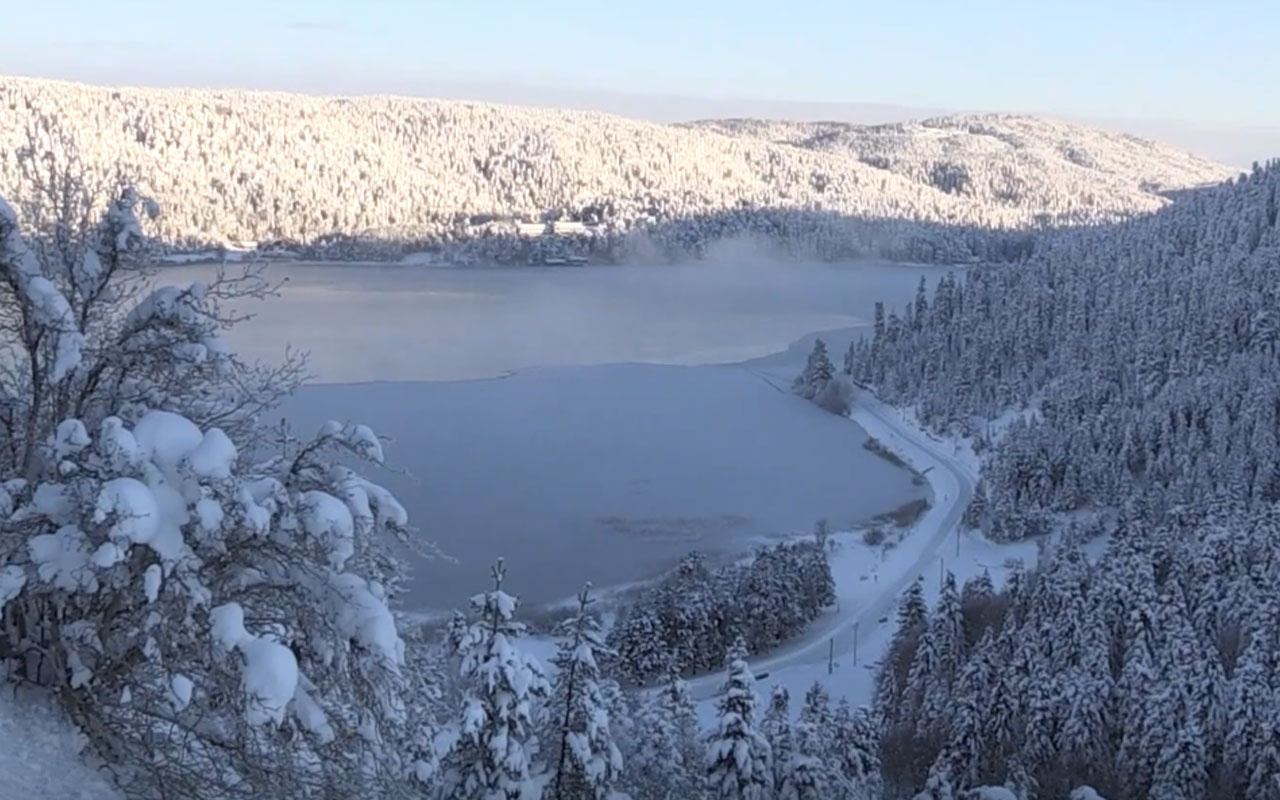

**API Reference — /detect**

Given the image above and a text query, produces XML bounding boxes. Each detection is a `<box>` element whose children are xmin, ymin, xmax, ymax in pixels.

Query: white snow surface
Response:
<box><xmin>143</xmin><ymin>564</ymin><xmax>163</xmax><ymax>603</ymax></box>
<box><xmin>29</xmin><ymin>525</ymin><xmax>96</xmax><ymax>592</ymax></box>
<box><xmin>0</xmin><ymin>564</ymin><xmax>27</xmax><ymax>609</ymax></box>
<box><xmin>299</xmin><ymin>490</ymin><xmax>356</xmax><ymax>570</ymax></box>
<box><xmin>240</xmin><ymin>637</ymin><xmax>299</xmax><ymax>726</ymax></box>
<box><xmin>94</xmin><ymin>478</ymin><xmax>160</xmax><ymax>546</ymax></box>
<box><xmin>169</xmin><ymin>674</ymin><xmax>193</xmax><ymax>711</ymax></box>
<box><xmin>292</xmin><ymin>683</ymin><xmax>336</xmax><ymax>743</ymax></box>
<box><xmin>209</xmin><ymin>602</ymin><xmax>249</xmax><ymax>649</ymax></box>
<box><xmin>0</xmin><ymin>687</ymin><xmax>122</xmax><ymax>799</ymax></box>
<box><xmin>95</xmin><ymin>417</ymin><xmax>143</xmax><ymax>472</ymax></box>
<box><xmin>328</xmin><ymin>572</ymin><xmax>404</xmax><ymax>665</ymax></box>
<box><xmin>209</xmin><ymin>602</ymin><xmax>306</xmax><ymax>724</ymax></box>
<box><xmin>185</xmin><ymin>428</ymin><xmax>237</xmax><ymax>480</ymax></box>
<box><xmin>131</xmin><ymin>410</ymin><xmax>204</xmax><ymax>471</ymax></box>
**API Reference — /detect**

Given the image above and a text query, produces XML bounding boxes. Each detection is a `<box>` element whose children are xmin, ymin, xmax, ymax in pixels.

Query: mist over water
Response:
<box><xmin>160</xmin><ymin>258</ymin><xmax>952</xmax><ymax>607</ymax></box>
<box><xmin>160</xmin><ymin>257</ymin><xmax>952</xmax><ymax>383</ymax></box>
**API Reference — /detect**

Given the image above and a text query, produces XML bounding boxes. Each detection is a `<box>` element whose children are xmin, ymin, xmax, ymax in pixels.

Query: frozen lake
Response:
<box><xmin>158</xmin><ymin>260</ymin><xmax>954</xmax><ymax>608</ymax></box>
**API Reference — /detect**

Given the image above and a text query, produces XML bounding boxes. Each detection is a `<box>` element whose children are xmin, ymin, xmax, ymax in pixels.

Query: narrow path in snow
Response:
<box><xmin>686</xmin><ymin>378</ymin><xmax>976</xmax><ymax>700</ymax></box>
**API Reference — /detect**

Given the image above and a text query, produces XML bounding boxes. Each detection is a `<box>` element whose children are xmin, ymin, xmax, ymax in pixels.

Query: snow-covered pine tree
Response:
<box><xmin>793</xmin><ymin>338</ymin><xmax>851</xmax><ymax>414</ymax></box>
<box><xmin>912</xmin><ymin>768</ymin><xmax>958</xmax><ymax>800</ymax></box>
<box><xmin>662</xmin><ymin>667</ymin><xmax>702</xmax><ymax>793</ymax></box>
<box><xmin>625</xmin><ymin>670</ymin><xmax>700</xmax><ymax>800</ymax></box>
<box><xmin>705</xmin><ymin>638</ymin><xmax>772</xmax><ymax>799</ymax></box>
<box><xmin>829</xmin><ymin>699</ymin><xmax>883</xmax><ymax>799</ymax></box>
<box><xmin>607</xmin><ymin>597</ymin><xmax>667</xmax><ymax>683</ymax></box>
<box><xmin>446</xmin><ymin>559</ymin><xmax>549</xmax><ymax>800</ymax></box>
<box><xmin>0</xmin><ymin>174</ymin><xmax>435</xmax><ymax>799</ymax></box>
<box><xmin>783</xmin><ymin>710</ymin><xmax>836</xmax><ymax>800</ymax></box>
<box><xmin>761</xmin><ymin>685</ymin><xmax>795</xmax><ymax>796</ymax></box>
<box><xmin>794</xmin><ymin>338</ymin><xmax>834</xmax><ymax>400</ymax></box>
<box><xmin>544</xmin><ymin>584</ymin><xmax>623</xmax><ymax>800</ymax></box>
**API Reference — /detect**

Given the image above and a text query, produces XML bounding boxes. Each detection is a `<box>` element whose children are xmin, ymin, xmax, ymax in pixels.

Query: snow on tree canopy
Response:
<box><xmin>131</xmin><ymin>411</ymin><xmax>204</xmax><ymax>471</ymax></box>
<box><xmin>144</xmin><ymin>563</ymin><xmax>163</xmax><ymax>603</ymax></box>
<box><xmin>77</xmin><ymin>247</ymin><xmax>103</xmax><ymax>290</ymax></box>
<box><xmin>208</xmin><ymin>602</ymin><xmax>300</xmax><ymax>725</ymax></box>
<box><xmin>94</xmin><ymin>478</ymin><xmax>160</xmax><ymax>546</ymax></box>
<box><xmin>106</xmin><ymin>187</ymin><xmax>149</xmax><ymax>250</ymax></box>
<box><xmin>29</xmin><ymin>525</ymin><xmax>97</xmax><ymax>592</ymax></box>
<box><xmin>0</xmin><ymin>565</ymin><xmax>26</xmax><ymax>610</ymax></box>
<box><xmin>170</xmin><ymin>674</ymin><xmax>193</xmax><ymax>711</ymax></box>
<box><xmin>194</xmin><ymin>498</ymin><xmax>224</xmax><ymax>534</ymax></box>
<box><xmin>210</xmin><ymin>602</ymin><xmax>250</xmax><ymax>649</ymax></box>
<box><xmin>96</xmin><ymin>417</ymin><xmax>143</xmax><ymax>472</ymax></box>
<box><xmin>292</xmin><ymin>683</ymin><xmax>336</xmax><ymax>744</ymax></box>
<box><xmin>0</xmin><ymin>198</ymin><xmax>83</xmax><ymax>382</ymax></box>
<box><xmin>300</xmin><ymin>490</ymin><xmax>356</xmax><ymax>570</ymax></box>
<box><xmin>185</xmin><ymin>428</ymin><xmax>236</xmax><ymax>480</ymax></box>
<box><xmin>30</xmin><ymin>482</ymin><xmax>75</xmax><ymax>524</ymax></box>
<box><xmin>970</xmin><ymin>788</ymin><xmax>1018</xmax><ymax>800</ymax></box>
<box><xmin>51</xmin><ymin>420</ymin><xmax>90</xmax><ymax>459</ymax></box>
<box><xmin>328</xmin><ymin>572</ymin><xmax>404</xmax><ymax>666</ymax></box>
<box><xmin>240</xmin><ymin>637</ymin><xmax>299</xmax><ymax>726</ymax></box>
<box><xmin>318</xmin><ymin>420</ymin><xmax>386</xmax><ymax>465</ymax></box>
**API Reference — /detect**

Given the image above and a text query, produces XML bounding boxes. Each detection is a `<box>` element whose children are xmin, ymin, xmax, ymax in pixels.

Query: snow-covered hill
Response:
<box><xmin>0</xmin><ymin>77</ymin><xmax>1234</xmax><ymax>262</ymax></box>
<box><xmin>683</xmin><ymin>115</ymin><xmax>1230</xmax><ymax>220</ymax></box>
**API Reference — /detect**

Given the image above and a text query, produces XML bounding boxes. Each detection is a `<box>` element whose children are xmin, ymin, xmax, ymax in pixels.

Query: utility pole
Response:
<box><xmin>853</xmin><ymin>623</ymin><xmax>859</xmax><ymax>666</ymax></box>
<box><xmin>939</xmin><ymin>557</ymin><xmax>945</xmax><ymax>590</ymax></box>
<box><xmin>828</xmin><ymin>638</ymin><xmax>834</xmax><ymax>675</ymax></box>
<box><xmin>955</xmin><ymin>524</ymin><xmax>961</xmax><ymax>557</ymax></box>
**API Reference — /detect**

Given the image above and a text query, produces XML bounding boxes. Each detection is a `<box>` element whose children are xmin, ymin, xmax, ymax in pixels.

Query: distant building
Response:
<box><xmin>517</xmin><ymin>222</ymin><xmax>547</xmax><ymax>238</ymax></box>
<box><xmin>552</xmin><ymin>220</ymin><xmax>586</xmax><ymax>235</ymax></box>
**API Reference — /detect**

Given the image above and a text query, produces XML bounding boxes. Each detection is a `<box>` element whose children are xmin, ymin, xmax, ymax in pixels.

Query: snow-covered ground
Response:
<box><xmin>0</xmin><ymin>688</ymin><xmax>122</xmax><ymax>799</ymax></box>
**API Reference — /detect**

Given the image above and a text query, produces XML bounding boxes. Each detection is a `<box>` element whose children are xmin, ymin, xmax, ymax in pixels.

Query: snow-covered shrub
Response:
<box><xmin>0</xmin><ymin>167</ymin><xmax>436</xmax><ymax>798</ymax></box>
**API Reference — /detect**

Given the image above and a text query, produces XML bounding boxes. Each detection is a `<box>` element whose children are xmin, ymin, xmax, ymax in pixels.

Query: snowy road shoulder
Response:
<box><xmin>687</xmin><ymin>385</ymin><xmax>976</xmax><ymax>701</ymax></box>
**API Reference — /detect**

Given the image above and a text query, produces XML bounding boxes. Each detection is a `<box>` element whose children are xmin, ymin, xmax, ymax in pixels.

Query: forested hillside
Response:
<box><xmin>685</xmin><ymin>116</ymin><xmax>1228</xmax><ymax>219</ymax></box>
<box><xmin>843</xmin><ymin>161</ymin><xmax>1280</xmax><ymax>798</ymax></box>
<box><xmin>0</xmin><ymin>77</ymin><xmax>1232</xmax><ymax>263</ymax></box>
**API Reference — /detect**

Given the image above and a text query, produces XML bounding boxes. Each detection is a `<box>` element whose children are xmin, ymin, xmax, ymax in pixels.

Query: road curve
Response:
<box><xmin>687</xmin><ymin>384</ymin><xmax>976</xmax><ymax>701</ymax></box>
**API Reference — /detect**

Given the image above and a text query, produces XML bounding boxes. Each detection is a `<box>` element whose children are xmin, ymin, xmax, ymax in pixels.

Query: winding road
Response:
<box><xmin>686</xmin><ymin>381</ymin><xmax>976</xmax><ymax>701</ymax></box>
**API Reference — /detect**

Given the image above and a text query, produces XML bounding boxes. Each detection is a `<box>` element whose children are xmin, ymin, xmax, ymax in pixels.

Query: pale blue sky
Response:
<box><xmin>3</xmin><ymin>0</ymin><xmax>1278</xmax><ymax>127</ymax></box>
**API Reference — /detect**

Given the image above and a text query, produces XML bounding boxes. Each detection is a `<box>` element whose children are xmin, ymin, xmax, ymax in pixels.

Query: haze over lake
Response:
<box><xmin>161</xmin><ymin>259</ymin><xmax>952</xmax><ymax>607</ymax></box>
